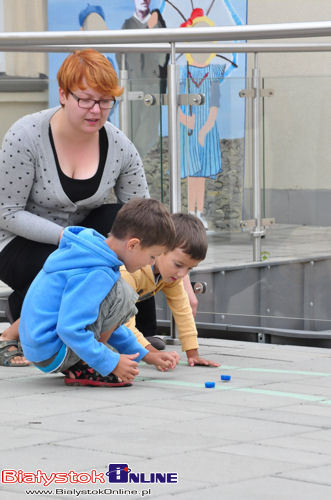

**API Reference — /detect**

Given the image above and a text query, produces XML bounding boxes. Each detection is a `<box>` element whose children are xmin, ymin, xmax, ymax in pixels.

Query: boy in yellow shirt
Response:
<box><xmin>121</xmin><ymin>213</ymin><xmax>219</xmax><ymax>367</ymax></box>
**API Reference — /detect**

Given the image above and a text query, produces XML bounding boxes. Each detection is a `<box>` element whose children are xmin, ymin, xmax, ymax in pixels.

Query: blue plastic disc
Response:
<box><xmin>221</xmin><ymin>374</ymin><xmax>231</xmax><ymax>381</ymax></box>
<box><xmin>205</xmin><ymin>381</ymin><xmax>215</xmax><ymax>388</ymax></box>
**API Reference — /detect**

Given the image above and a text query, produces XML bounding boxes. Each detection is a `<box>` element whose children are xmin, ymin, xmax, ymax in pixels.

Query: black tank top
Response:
<box><xmin>49</xmin><ymin>125</ymin><xmax>108</xmax><ymax>202</ymax></box>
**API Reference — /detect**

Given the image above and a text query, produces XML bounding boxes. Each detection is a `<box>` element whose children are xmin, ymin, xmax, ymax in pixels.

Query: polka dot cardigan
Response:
<box><xmin>0</xmin><ymin>107</ymin><xmax>149</xmax><ymax>251</ymax></box>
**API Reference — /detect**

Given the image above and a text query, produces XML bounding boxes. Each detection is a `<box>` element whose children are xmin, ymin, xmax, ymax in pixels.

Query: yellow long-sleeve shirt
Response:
<box><xmin>120</xmin><ymin>265</ymin><xmax>199</xmax><ymax>352</ymax></box>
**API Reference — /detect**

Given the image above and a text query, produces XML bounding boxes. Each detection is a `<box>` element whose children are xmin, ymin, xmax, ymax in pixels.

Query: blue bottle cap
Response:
<box><xmin>205</xmin><ymin>381</ymin><xmax>215</xmax><ymax>388</ymax></box>
<box><xmin>221</xmin><ymin>374</ymin><xmax>231</xmax><ymax>381</ymax></box>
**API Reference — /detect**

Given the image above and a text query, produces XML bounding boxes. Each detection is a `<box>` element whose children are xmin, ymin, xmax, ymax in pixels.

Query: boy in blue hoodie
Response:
<box><xmin>19</xmin><ymin>198</ymin><xmax>179</xmax><ymax>387</ymax></box>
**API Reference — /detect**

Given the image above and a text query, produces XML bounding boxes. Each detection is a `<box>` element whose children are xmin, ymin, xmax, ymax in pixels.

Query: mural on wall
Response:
<box><xmin>178</xmin><ymin>6</ymin><xmax>231</xmax><ymax>228</ymax></box>
<box><xmin>48</xmin><ymin>0</ymin><xmax>247</xmax><ymax>229</ymax></box>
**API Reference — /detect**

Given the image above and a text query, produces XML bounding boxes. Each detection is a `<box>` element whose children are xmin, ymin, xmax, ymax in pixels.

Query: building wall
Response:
<box><xmin>245</xmin><ymin>0</ymin><xmax>331</xmax><ymax>196</ymax></box>
<box><xmin>0</xmin><ymin>0</ymin><xmax>48</xmax><ymax>140</ymax></box>
<box><xmin>2</xmin><ymin>0</ymin><xmax>47</xmax><ymax>76</ymax></box>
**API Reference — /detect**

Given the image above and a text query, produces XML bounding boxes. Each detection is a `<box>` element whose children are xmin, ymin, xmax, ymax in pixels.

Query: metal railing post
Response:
<box><xmin>168</xmin><ymin>42</ymin><xmax>181</xmax><ymax>214</ymax></box>
<box><xmin>252</xmin><ymin>53</ymin><xmax>263</xmax><ymax>261</ymax></box>
<box><xmin>119</xmin><ymin>53</ymin><xmax>129</xmax><ymax>136</ymax></box>
<box><xmin>168</xmin><ymin>42</ymin><xmax>180</xmax><ymax>341</ymax></box>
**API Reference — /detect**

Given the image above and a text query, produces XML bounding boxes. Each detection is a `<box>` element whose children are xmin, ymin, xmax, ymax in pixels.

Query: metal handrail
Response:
<box><xmin>2</xmin><ymin>42</ymin><xmax>331</xmax><ymax>53</ymax></box>
<box><xmin>0</xmin><ymin>21</ymin><xmax>331</xmax><ymax>45</ymax></box>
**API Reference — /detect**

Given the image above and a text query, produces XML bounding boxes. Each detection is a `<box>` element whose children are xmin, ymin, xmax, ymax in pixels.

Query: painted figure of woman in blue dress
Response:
<box><xmin>179</xmin><ymin>9</ymin><xmax>225</xmax><ymax>230</ymax></box>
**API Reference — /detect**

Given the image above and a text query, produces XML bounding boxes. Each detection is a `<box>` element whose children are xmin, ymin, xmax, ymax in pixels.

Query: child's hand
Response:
<box><xmin>157</xmin><ymin>350</ymin><xmax>180</xmax><ymax>371</ymax></box>
<box><xmin>186</xmin><ymin>349</ymin><xmax>220</xmax><ymax>367</ymax></box>
<box><xmin>143</xmin><ymin>351</ymin><xmax>179</xmax><ymax>371</ymax></box>
<box><xmin>112</xmin><ymin>353</ymin><xmax>140</xmax><ymax>383</ymax></box>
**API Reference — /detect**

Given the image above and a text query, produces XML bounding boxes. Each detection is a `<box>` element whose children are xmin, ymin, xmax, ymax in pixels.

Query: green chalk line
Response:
<box><xmin>236</xmin><ymin>367</ymin><xmax>331</xmax><ymax>377</ymax></box>
<box><xmin>138</xmin><ymin>377</ymin><xmax>331</xmax><ymax>405</ymax></box>
<box><xmin>178</xmin><ymin>361</ymin><xmax>331</xmax><ymax>378</ymax></box>
<box><xmin>143</xmin><ymin>362</ymin><xmax>331</xmax><ymax>404</ymax></box>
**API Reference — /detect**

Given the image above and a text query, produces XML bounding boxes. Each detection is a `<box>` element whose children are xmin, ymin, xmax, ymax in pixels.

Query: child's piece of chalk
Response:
<box><xmin>221</xmin><ymin>375</ymin><xmax>231</xmax><ymax>381</ymax></box>
<box><xmin>205</xmin><ymin>381</ymin><xmax>215</xmax><ymax>388</ymax></box>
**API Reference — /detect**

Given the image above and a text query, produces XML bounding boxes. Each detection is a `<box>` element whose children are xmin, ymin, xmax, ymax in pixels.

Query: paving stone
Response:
<box><xmin>1</xmin><ymin>339</ymin><xmax>331</xmax><ymax>499</ymax></box>
<box><xmin>279</xmin><ymin>463</ymin><xmax>331</xmax><ymax>487</ymax></box>
<box><xmin>160</xmin><ymin>476</ymin><xmax>331</xmax><ymax>500</ymax></box>
<box><xmin>213</xmin><ymin>442</ymin><xmax>330</xmax><ymax>466</ymax></box>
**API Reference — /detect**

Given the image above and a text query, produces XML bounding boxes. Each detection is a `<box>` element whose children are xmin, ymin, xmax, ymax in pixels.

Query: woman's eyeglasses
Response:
<box><xmin>69</xmin><ymin>90</ymin><xmax>116</xmax><ymax>109</ymax></box>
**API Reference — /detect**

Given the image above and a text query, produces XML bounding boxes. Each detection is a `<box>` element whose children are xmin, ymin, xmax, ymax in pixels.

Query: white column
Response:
<box><xmin>0</xmin><ymin>0</ymin><xmax>5</xmax><ymax>73</ymax></box>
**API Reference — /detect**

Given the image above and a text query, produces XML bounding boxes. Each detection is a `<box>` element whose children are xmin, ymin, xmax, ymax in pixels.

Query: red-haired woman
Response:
<box><xmin>0</xmin><ymin>49</ymin><xmax>149</xmax><ymax>366</ymax></box>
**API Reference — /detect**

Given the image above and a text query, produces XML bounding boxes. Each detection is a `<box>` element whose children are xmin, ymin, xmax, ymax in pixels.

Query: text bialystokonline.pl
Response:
<box><xmin>25</xmin><ymin>488</ymin><xmax>152</xmax><ymax>496</ymax></box>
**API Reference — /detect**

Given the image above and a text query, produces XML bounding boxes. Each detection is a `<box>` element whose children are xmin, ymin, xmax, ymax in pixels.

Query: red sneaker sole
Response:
<box><xmin>64</xmin><ymin>378</ymin><xmax>132</xmax><ymax>388</ymax></box>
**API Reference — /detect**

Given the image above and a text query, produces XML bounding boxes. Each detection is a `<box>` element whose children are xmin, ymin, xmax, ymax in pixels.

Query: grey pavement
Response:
<box><xmin>1</xmin><ymin>335</ymin><xmax>331</xmax><ymax>499</ymax></box>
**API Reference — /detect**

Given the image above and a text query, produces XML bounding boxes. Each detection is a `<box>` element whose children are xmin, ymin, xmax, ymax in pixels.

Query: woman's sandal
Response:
<box><xmin>62</xmin><ymin>360</ymin><xmax>132</xmax><ymax>387</ymax></box>
<box><xmin>0</xmin><ymin>339</ymin><xmax>30</xmax><ymax>367</ymax></box>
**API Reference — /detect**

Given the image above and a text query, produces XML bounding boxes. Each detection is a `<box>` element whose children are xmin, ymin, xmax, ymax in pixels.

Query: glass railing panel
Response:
<box><xmin>188</xmin><ymin>75</ymin><xmax>331</xmax><ymax>339</ymax></box>
<box><xmin>125</xmin><ymin>77</ymin><xmax>167</xmax><ymax>204</ymax></box>
<box><xmin>157</xmin><ymin>74</ymin><xmax>331</xmax><ymax>341</ymax></box>
<box><xmin>156</xmin><ymin>73</ymin><xmax>257</xmax><ymax>333</ymax></box>
<box><xmin>3</xmin><ymin>52</ymin><xmax>331</xmax><ymax>343</ymax></box>
<box><xmin>262</xmin><ymin>76</ymin><xmax>331</xmax><ymax>252</ymax></box>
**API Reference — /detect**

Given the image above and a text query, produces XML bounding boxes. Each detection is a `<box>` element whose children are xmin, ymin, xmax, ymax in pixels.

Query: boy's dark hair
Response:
<box><xmin>171</xmin><ymin>213</ymin><xmax>208</xmax><ymax>261</ymax></box>
<box><xmin>110</xmin><ymin>198</ymin><xmax>175</xmax><ymax>249</ymax></box>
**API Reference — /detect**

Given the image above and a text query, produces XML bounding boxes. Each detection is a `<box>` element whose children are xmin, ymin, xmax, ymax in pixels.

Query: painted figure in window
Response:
<box><xmin>179</xmin><ymin>8</ymin><xmax>225</xmax><ymax>230</ymax></box>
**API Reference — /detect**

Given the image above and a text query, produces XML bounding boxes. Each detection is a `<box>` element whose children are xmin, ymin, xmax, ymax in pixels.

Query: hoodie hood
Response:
<box><xmin>43</xmin><ymin>226</ymin><xmax>122</xmax><ymax>273</ymax></box>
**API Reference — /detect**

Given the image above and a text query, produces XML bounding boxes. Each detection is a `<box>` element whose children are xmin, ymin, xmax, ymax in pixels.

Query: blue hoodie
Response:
<box><xmin>19</xmin><ymin>226</ymin><xmax>148</xmax><ymax>376</ymax></box>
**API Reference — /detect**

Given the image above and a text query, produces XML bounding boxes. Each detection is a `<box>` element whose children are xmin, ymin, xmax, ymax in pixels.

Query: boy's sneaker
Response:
<box><xmin>62</xmin><ymin>360</ymin><xmax>132</xmax><ymax>387</ymax></box>
<box><xmin>146</xmin><ymin>336</ymin><xmax>166</xmax><ymax>350</ymax></box>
